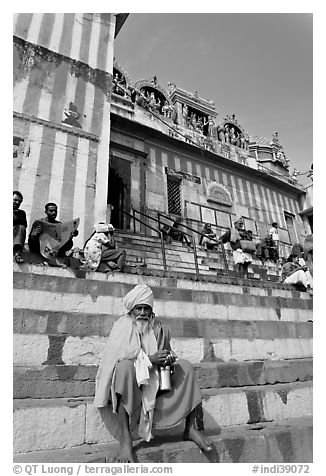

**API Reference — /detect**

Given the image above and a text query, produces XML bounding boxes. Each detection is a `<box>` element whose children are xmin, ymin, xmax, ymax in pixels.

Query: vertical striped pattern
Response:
<box><xmin>174</xmin><ymin>156</ymin><xmax>181</xmax><ymax>171</ymax></box>
<box><xmin>243</xmin><ymin>180</ymin><xmax>254</xmax><ymax>209</ymax></box>
<box><xmin>149</xmin><ymin>148</ymin><xmax>156</xmax><ymax>172</ymax></box>
<box><xmin>47</xmin><ymin>131</ymin><xmax>69</xmax><ymax>209</ymax></box>
<box><xmin>73</xmin><ymin>138</ymin><xmax>90</xmax><ymax>244</ymax></box>
<box><xmin>229</xmin><ymin>174</ymin><xmax>240</xmax><ymax>204</ymax></box>
<box><xmin>38</xmin><ymin>13</ymin><xmax>56</xmax><ymax>48</ymax></box>
<box><xmin>252</xmin><ymin>184</ymin><xmax>265</xmax><ymax>222</ymax></box>
<box><xmin>25</xmin><ymin>13</ymin><xmax>44</xmax><ymax>45</ymax></box>
<box><xmin>13</xmin><ymin>13</ymin><xmax>116</xmax><ymax>241</ymax></box>
<box><xmin>17</xmin><ymin>123</ymin><xmax>44</xmax><ymax>227</ymax></box>
<box><xmin>88</xmin><ymin>14</ymin><xmax>102</xmax><ymax>69</ymax></box>
<box><xmin>236</xmin><ymin>177</ymin><xmax>247</xmax><ymax>205</ymax></box>
<box><xmin>271</xmin><ymin>190</ymin><xmax>283</xmax><ymax>227</ymax></box>
<box><xmin>14</xmin><ymin>13</ymin><xmax>114</xmax><ymax>71</ymax></box>
<box><xmin>48</xmin><ymin>13</ymin><xmax>65</xmax><ymax>53</ymax></box>
<box><xmin>70</xmin><ymin>13</ymin><xmax>84</xmax><ymax>61</ymax></box>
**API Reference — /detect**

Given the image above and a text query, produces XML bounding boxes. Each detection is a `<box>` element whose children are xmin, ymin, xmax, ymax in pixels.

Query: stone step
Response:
<box><xmin>14</xmin><ymin>358</ymin><xmax>313</xmax><ymax>399</ymax></box>
<box><xmin>13</xmin><ymin>271</ymin><xmax>312</xmax><ymax>324</ymax></box>
<box><xmin>13</xmin><ymin>333</ymin><xmax>312</xmax><ymax>367</ymax></box>
<box><xmin>114</xmin><ymin>233</ymin><xmax>282</xmax><ymax>279</ymax></box>
<box><xmin>13</xmin><ymin>381</ymin><xmax>312</xmax><ymax>454</ymax></box>
<box><xmin>13</xmin><ymin>260</ymin><xmax>298</xmax><ymax>294</ymax></box>
<box><xmin>14</xmin><ymin>308</ymin><xmax>312</xmax><ymax>365</ymax></box>
<box><xmin>13</xmin><ymin>416</ymin><xmax>313</xmax><ymax>463</ymax></box>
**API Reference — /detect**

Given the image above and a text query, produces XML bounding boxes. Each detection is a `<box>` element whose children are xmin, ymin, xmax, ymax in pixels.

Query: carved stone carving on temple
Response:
<box><xmin>289</xmin><ymin>168</ymin><xmax>299</xmax><ymax>184</ymax></box>
<box><xmin>206</xmin><ymin>181</ymin><xmax>233</xmax><ymax>207</ymax></box>
<box><xmin>269</xmin><ymin>132</ymin><xmax>290</xmax><ymax>169</ymax></box>
<box><xmin>112</xmin><ymin>61</ymin><xmax>132</xmax><ymax>98</ymax></box>
<box><xmin>134</xmin><ymin>79</ymin><xmax>172</xmax><ymax>118</ymax></box>
<box><xmin>218</xmin><ymin>113</ymin><xmax>248</xmax><ymax>150</ymax></box>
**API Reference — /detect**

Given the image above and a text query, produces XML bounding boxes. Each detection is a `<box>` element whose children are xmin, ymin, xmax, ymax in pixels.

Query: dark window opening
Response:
<box><xmin>284</xmin><ymin>213</ymin><xmax>297</xmax><ymax>244</ymax></box>
<box><xmin>167</xmin><ymin>176</ymin><xmax>181</xmax><ymax>216</ymax></box>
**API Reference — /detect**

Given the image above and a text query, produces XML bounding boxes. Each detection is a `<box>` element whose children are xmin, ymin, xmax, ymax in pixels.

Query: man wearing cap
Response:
<box><xmin>94</xmin><ymin>283</ymin><xmax>213</xmax><ymax>462</ymax></box>
<box><xmin>81</xmin><ymin>223</ymin><xmax>126</xmax><ymax>272</ymax></box>
<box><xmin>218</xmin><ymin>217</ymin><xmax>255</xmax><ymax>278</ymax></box>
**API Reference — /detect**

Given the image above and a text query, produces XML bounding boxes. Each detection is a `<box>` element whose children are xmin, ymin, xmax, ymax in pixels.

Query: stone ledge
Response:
<box><xmin>13</xmin><ymin>308</ymin><xmax>313</xmax><ymax>338</ymax></box>
<box><xmin>13</xmin><ymin>417</ymin><xmax>313</xmax><ymax>463</ymax></box>
<box><xmin>13</xmin><ymin>358</ymin><xmax>313</xmax><ymax>399</ymax></box>
<box><xmin>14</xmin><ymin>252</ymin><xmax>298</xmax><ymax>292</ymax></box>
<box><xmin>13</xmin><ymin>271</ymin><xmax>312</xmax><ymax>309</ymax></box>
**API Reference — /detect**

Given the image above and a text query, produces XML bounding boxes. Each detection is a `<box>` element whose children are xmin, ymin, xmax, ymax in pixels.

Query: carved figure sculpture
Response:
<box><xmin>217</xmin><ymin>124</ymin><xmax>225</xmax><ymax>143</ymax></box>
<box><xmin>224</xmin><ymin>124</ymin><xmax>230</xmax><ymax>143</ymax></box>
<box><xmin>230</xmin><ymin>127</ymin><xmax>236</xmax><ymax>145</ymax></box>
<box><xmin>162</xmin><ymin>101</ymin><xmax>170</xmax><ymax>117</ymax></box>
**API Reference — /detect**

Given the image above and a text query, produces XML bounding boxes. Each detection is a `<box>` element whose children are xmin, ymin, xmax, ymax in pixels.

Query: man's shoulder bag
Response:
<box><xmin>239</xmin><ymin>240</ymin><xmax>256</xmax><ymax>253</ymax></box>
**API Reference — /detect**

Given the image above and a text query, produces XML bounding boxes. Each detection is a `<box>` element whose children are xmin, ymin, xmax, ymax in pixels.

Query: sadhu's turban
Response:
<box><xmin>123</xmin><ymin>284</ymin><xmax>154</xmax><ymax>313</ymax></box>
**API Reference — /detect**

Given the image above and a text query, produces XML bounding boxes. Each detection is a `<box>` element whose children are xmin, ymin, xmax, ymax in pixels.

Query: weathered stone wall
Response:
<box><xmin>111</xmin><ymin>121</ymin><xmax>307</xmax><ymax>246</ymax></box>
<box><xmin>13</xmin><ymin>14</ymin><xmax>116</xmax><ymax>246</ymax></box>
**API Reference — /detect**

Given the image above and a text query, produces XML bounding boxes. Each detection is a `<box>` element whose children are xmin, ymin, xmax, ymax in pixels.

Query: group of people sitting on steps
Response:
<box><xmin>13</xmin><ymin>191</ymin><xmax>126</xmax><ymax>272</ymax></box>
<box><xmin>160</xmin><ymin>214</ymin><xmax>313</xmax><ymax>294</ymax></box>
<box><xmin>14</xmin><ymin>190</ymin><xmax>313</xmax><ymax>294</ymax></box>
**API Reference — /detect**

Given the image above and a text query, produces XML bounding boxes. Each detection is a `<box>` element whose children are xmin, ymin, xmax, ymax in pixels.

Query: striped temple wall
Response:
<box><xmin>13</xmin><ymin>13</ymin><xmax>117</xmax><ymax>247</ymax></box>
<box><xmin>110</xmin><ymin>126</ymin><xmax>308</xmax><ymax>245</ymax></box>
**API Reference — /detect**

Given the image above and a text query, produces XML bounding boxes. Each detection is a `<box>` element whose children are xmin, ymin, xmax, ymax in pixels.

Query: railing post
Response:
<box><xmin>192</xmin><ymin>234</ymin><xmax>200</xmax><ymax>279</ymax></box>
<box><xmin>160</xmin><ymin>231</ymin><xmax>167</xmax><ymax>272</ymax></box>
<box><xmin>220</xmin><ymin>242</ymin><xmax>229</xmax><ymax>276</ymax></box>
<box><xmin>133</xmin><ymin>209</ymin><xmax>136</xmax><ymax>234</ymax></box>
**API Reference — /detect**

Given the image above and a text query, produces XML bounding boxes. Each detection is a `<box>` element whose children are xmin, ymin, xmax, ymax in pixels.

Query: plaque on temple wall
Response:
<box><xmin>185</xmin><ymin>202</ymin><xmax>201</xmax><ymax>221</ymax></box>
<box><xmin>206</xmin><ymin>182</ymin><xmax>232</xmax><ymax>207</ymax></box>
<box><xmin>215</xmin><ymin>210</ymin><xmax>232</xmax><ymax>228</ymax></box>
<box><xmin>201</xmin><ymin>207</ymin><xmax>216</xmax><ymax>225</ymax></box>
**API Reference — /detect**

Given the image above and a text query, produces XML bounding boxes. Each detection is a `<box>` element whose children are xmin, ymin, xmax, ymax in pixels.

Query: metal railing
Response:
<box><xmin>118</xmin><ymin>208</ymin><xmax>167</xmax><ymax>272</ymax></box>
<box><xmin>127</xmin><ymin>207</ymin><xmax>229</xmax><ymax>277</ymax></box>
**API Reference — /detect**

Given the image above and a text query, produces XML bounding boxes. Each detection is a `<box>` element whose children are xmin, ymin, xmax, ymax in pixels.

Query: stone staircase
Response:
<box><xmin>114</xmin><ymin>231</ymin><xmax>282</xmax><ymax>281</ymax></box>
<box><xmin>13</xmin><ymin>258</ymin><xmax>313</xmax><ymax>463</ymax></box>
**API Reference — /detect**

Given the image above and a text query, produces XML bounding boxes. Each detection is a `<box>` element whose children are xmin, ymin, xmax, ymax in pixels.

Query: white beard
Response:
<box><xmin>135</xmin><ymin>318</ymin><xmax>150</xmax><ymax>336</ymax></box>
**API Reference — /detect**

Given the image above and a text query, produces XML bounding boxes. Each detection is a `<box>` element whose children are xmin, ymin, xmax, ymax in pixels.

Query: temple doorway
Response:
<box><xmin>107</xmin><ymin>156</ymin><xmax>131</xmax><ymax>230</ymax></box>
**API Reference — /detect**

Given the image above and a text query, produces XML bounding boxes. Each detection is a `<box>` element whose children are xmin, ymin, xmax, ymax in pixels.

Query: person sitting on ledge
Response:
<box><xmin>161</xmin><ymin>216</ymin><xmax>192</xmax><ymax>249</ymax></box>
<box><xmin>28</xmin><ymin>202</ymin><xmax>78</xmax><ymax>266</ymax></box>
<box><xmin>80</xmin><ymin>223</ymin><xmax>126</xmax><ymax>272</ymax></box>
<box><xmin>199</xmin><ymin>223</ymin><xmax>218</xmax><ymax>250</ymax></box>
<box><xmin>281</xmin><ymin>254</ymin><xmax>313</xmax><ymax>296</ymax></box>
<box><xmin>13</xmin><ymin>191</ymin><xmax>27</xmax><ymax>264</ymax></box>
<box><xmin>94</xmin><ymin>283</ymin><xmax>214</xmax><ymax>463</ymax></box>
<box><xmin>218</xmin><ymin>217</ymin><xmax>256</xmax><ymax>279</ymax></box>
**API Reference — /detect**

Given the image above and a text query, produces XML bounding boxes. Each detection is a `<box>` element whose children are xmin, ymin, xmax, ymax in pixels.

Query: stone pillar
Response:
<box><xmin>94</xmin><ymin>14</ymin><xmax>116</xmax><ymax>223</ymax></box>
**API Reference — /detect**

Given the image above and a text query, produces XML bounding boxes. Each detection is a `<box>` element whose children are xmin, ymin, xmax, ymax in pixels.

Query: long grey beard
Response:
<box><xmin>135</xmin><ymin>319</ymin><xmax>150</xmax><ymax>336</ymax></box>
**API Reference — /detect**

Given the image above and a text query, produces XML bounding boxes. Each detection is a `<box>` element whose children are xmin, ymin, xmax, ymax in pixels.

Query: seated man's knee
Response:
<box><xmin>115</xmin><ymin>359</ymin><xmax>135</xmax><ymax>377</ymax></box>
<box><xmin>176</xmin><ymin>358</ymin><xmax>195</xmax><ymax>375</ymax></box>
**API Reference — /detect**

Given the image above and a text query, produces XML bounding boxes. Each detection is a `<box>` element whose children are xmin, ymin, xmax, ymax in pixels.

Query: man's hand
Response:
<box><xmin>31</xmin><ymin>222</ymin><xmax>44</xmax><ymax>236</ymax></box>
<box><xmin>149</xmin><ymin>350</ymin><xmax>171</xmax><ymax>367</ymax></box>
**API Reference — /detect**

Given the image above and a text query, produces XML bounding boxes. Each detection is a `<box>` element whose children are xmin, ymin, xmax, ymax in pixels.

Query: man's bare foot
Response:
<box><xmin>55</xmin><ymin>259</ymin><xmax>68</xmax><ymax>268</ymax></box>
<box><xmin>183</xmin><ymin>427</ymin><xmax>213</xmax><ymax>452</ymax></box>
<box><xmin>110</xmin><ymin>441</ymin><xmax>135</xmax><ymax>463</ymax></box>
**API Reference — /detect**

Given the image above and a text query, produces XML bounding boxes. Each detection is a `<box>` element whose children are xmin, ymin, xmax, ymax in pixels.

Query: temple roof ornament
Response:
<box><xmin>219</xmin><ymin>113</ymin><xmax>244</xmax><ymax>132</ymax></box>
<box><xmin>134</xmin><ymin>79</ymin><xmax>170</xmax><ymax>103</ymax></box>
<box><xmin>168</xmin><ymin>84</ymin><xmax>218</xmax><ymax>118</ymax></box>
<box><xmin>113</xmin><ymin>60</ymin><xmax>132</xmax><ymax>85</ymax></box>
<box><xmin>250</xmin><ymin>132</ymin><xmax>290</xmax><ymax>170</ymax></box>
